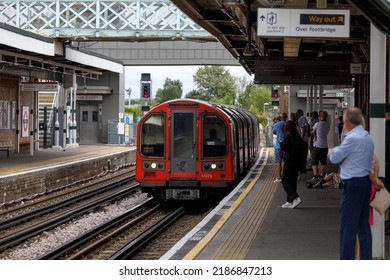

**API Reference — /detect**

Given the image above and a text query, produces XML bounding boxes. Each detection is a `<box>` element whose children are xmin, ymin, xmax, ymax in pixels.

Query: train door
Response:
<box><xmin>79</xmin><ymin>104</ymin><xmax>99</xmax><ymax>144</ymax></box>
<box><xmin>170</xmin><ymin>111</ymin><xmax>197</xmax><ymax>175</ymax></box>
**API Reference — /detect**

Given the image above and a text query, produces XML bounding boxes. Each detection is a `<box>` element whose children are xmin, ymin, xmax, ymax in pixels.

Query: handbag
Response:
<box><xmin>369</xmin><ymin>187</ymin><xmax>390</xmax><ymax>215</ymax></box>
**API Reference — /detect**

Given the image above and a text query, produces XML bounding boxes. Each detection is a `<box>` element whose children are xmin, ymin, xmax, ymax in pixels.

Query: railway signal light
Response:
<box><xmin>142</xmin><ymin>83</ymin><xmax>151</xmax><ymax>99</ymax></box>
<box><xmin>271</xmin><ymin>86</ymin><xmax>280</xmax><ymax>99</ymax></box>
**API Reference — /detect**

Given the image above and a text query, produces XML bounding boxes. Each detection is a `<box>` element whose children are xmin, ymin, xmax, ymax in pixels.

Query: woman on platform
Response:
<box><xmin>280</xmin><ymin>120</ymin><xmax>303</xmax><ymax>209</ymax></box>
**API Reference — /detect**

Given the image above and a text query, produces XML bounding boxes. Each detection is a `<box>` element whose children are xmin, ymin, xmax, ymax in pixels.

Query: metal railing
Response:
<box><xmin>0</xmin><ymin>0</ymin><xmax>212</xmax><ymax>40</ymax></box>
<box><xmin>108</xmin><ymin>120</ymin><xmax>137</xmax><ymax>145</ymax></box>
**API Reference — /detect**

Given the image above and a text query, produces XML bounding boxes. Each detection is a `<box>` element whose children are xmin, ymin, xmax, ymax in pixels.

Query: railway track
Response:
<box><xmin>0</xmin><ymin>167</ymin><xmax>135</xmax><ymax>220</ymax></box>
<box><xmin>0</xmin><ymin>177</ymin><xmax>139</xmax><ymax>252</ymax></box>
<box><xmin>37</xmin><ymin>200</ymin><xmax>215</xmax><ymax>260</ymax></box>
<box><xmin>37</xmin><ymin>199</ymin><xmax>186</xmax><ymax>260</ymax></box>
<box><xmin>37</xmin><ymin>197</ymin><xmax>157</xmax><ymax>259</ymax></box>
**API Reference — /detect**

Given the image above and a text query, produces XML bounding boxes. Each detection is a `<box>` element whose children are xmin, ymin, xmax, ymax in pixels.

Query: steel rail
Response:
<box><xmin>37</xmin><ymin>197</ymin><xmax>157</xmax><ymax>260</ymax></box>
<box><xmin>0</xmin><ymin>176</ymin><xmax>134</xmax><ymax>232</ymax></box>
<box><xmin>0</xmin><ymin>182</ymin><xmax>139</xmax><ymax>251</ymax></box>
<box><xmin>109</xmin><ymin>206</ymin><xmax>186</xmax><ymax>260</ymax></box>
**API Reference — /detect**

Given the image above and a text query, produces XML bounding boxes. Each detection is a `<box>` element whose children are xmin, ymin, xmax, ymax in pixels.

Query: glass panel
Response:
<box><xmin>82</xmin><ymin>111</ymin><xmax>88</xmax><ymax>122</ymax></box>
<box><xmin>173</xmin><ymin>113</ymin><xmax>194</xmax><ymax>158</ymax></box>
<box><xmin>92</xmin><ymin>111</ymin><xmax>98</xmax><ymax>122</ymax></box>
<box><xmin>203</xmin><ymin>114</ymin><xmax>227</xmax><ymax>157</ymax></box>
<box><xmin>140</xmin><ymin>114</ymin><xmax>165</xmax><ymax>157</ymax></box>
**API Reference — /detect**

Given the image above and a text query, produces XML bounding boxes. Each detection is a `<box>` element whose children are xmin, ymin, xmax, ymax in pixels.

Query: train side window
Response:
<box><xmin>140</xmin><ymin>114</ymin><xmax>165</xmax><ymax>157</ymax></box>
<box><xmin>203</xmin><ymin>114</ymin><xmax>227</xmax><ymax>157</ymax></box>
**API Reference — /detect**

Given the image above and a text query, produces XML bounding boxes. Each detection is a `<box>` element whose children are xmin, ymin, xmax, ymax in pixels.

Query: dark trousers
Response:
<box><xmin>282</xmin><ymin>161</ymin><xmax>299</xmax><ymax>203</ymax></box>
<box><xmin>340</xmin><ymin>176</ymin><xmax>372</xmax><ymax>260</ymax></box>
<box><xmin>300</xmin><ymin>141</ymin><xmax>308</xmax><ymax>172</ymax></box>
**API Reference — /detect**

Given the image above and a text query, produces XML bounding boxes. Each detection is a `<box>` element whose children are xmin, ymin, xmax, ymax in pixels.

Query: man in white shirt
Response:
<box><xmin>296</xmin><ymin>109</ymin><xmax>309</xmax><ymax>174</ymax></box>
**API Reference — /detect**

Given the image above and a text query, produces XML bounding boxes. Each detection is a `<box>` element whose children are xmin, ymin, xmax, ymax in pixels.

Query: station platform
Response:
<box><xmin>0</xmin><ymin>144</ymin><xmax>134</xmax><ymax>177</ymax></box>
<box><xmin>162</xmin><ymin>147</ymin><xmax>390</xmax><ymax>260</ymax></box>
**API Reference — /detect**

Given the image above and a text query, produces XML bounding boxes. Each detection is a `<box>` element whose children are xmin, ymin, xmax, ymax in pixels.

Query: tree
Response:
<box><xmin>155</xmin><ymin>78</ymin><xmax>183</xmax><ymax>104</ymax></box>
<box><xmin>124</xmin><ymin>107</ymin><xmax>141</xmax><ymax>123</ymax></box>
<box><xmin>185</xmin><ymin>89</ymin><xmax>203</xmax><ymax>100</ymax></box>
<box><xmin>237</xmin><ymin>83</ymin><xmax>272</xmax><ymax>127</ymax></box>
<box><xmin>190</xmin><ymin>66</ymin><xmax>237</xmax><ymax>105</ymax></box>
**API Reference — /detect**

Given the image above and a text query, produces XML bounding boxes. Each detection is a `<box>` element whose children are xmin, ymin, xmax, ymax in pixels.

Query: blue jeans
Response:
<box><xmin>340</xmin><ymin>176</ymin><xmax>372</xmax><ymax>260</ymax></box>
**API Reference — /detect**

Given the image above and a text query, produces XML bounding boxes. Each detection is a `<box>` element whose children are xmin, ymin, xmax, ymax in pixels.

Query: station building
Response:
<box><xmin>0</xmin><ymin>23</ymin><xmax>124</xmax><ymax>154</ymax></box>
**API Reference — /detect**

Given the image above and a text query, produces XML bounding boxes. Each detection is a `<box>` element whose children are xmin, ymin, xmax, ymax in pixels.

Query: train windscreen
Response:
<box><xmin>140</xmin><ymin>114</ymin><xmax>165</xmax><ymax>157</ymax></box>
<box><xmin>203</xmin><ymin>114</ymin><xmax>227</xmax><ymax>157</ymax></box>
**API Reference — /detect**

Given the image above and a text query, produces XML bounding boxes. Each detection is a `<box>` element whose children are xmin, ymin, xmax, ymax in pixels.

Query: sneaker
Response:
<box><xmin>292</xmin><ymin>197</ymin><xmax>302</xmax><ymax>208</ymax></box>
<box><xmin>312</xmin><ymin>179</ymin><xmax>324</xmax><ymax>189</ymax></box>
<box><xmin>282</xmin><ymin>202</ymin><xmax>294</xmax><ymax>208</ymax></box>
<box><xmin>306</xmin><ymin>177</ymin><xmax>319</xmax><ymax>184</ymax></box>
<box><xmin>273</xmin><ymin>178</ymin><xmax>282</xmax><ymax>183</ymax></box>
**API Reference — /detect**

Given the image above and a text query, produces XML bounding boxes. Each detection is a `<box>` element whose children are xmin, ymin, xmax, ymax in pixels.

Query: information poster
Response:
<box><xmin>22</xmin><ymin>106</ymin><xmax>29</xmax><ymax>138</ymax></box>
<box><xmin>3</xmin><ymin>101</ymin><xmax>9</xmax><ymax>129</ymax></box>
<box><xmin>11</xmin><ymin>101</ymin><xmax>16</xmax><ymax>129</ymax></box>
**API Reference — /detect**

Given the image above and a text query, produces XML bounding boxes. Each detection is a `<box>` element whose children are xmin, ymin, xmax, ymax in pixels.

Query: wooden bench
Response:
<box><xmin>0</xmin><ymin>141</ymin><xmax>12</xmax><ymax>157</ymax></box>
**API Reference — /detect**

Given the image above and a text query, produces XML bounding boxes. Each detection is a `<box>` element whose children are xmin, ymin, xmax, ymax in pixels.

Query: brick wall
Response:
<box><xmin>1</xmin><ymin>150</ymin><xmax>136</xmax><ymax>204</ymax></box>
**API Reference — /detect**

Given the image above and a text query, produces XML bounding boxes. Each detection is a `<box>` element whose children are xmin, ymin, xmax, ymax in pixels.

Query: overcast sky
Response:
<box><xmin>124</xmin><ymin>65</ymin><xmax>253</xmax><ymax>100</ymax></box>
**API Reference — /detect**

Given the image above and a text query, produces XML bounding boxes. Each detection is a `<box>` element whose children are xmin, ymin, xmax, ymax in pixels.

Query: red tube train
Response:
<box><xmin>135</xmin><ymin>99</ymin><xmax>260</xmax><ymax>200</ymax></box>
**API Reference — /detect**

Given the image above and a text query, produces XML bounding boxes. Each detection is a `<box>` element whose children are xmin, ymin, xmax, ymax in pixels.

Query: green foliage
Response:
<box><xmin>124</xmin><ymin>107</ymin><xmax>141</xmax><ymax>123</ymax></box>
<box><xmin>185</xmin><ymin>89</ymin><xmax>203</xmax><ymax>100</ymax></box>
<box><xmin>237</xmin><ymin>83</ymin><xmax>272</xmax><ymax>127</ymax></box>
<box><xmin>155</xmin><ymin>78</ymin><xmax>183</xmax><ymax>104</ymax></box>
<box><xmin>188</xmin><ymin>66</ymin><xmax>237</xmax><ymax>105</ymax></box>
<box><xmin>124</xmin><ymin>99</ymin><xmax>139</xmax><ymax>106</ymax></box>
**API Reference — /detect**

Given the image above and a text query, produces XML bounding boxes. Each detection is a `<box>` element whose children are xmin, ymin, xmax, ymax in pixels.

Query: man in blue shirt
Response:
<box><xmin>329</xmin><ymin>107</ymin><xmax>374</xmax><ymax>260</ymax></box>
<box><xmin>273</xmin><ymin>113</ymin><xmax>287</xmax><ymax>182</ymax></box>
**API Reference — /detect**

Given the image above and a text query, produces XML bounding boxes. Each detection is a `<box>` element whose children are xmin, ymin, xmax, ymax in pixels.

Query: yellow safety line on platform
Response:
<box><xmin>213</xmin><ymin>156</ymin><xmax>277</xmax><ymax>259</ymax></box>
<box><xmin>183</xmin><ymin>149</ymin><xmax>270</xmax><ymax>260</ymax></box>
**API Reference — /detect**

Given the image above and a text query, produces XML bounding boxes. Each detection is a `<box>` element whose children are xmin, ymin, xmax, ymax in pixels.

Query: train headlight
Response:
<box><xmin>143</xmin><ymin>161</ymin><xmax>164</xmax><ymax>170</ymax></box>
<box><xmin>202</xmin><ymin>162</ymin><xmax>224</xmax><ymax>171</ymax></box>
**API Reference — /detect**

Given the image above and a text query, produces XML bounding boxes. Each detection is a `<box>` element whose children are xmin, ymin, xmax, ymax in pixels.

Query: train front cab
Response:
<box><xmin>136</xmin><ymin>100</ymin><xmax>236</xmax><ymax>200</ymax></box>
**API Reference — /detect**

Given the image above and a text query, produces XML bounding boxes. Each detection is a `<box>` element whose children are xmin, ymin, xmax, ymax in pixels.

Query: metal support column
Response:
<box><xmin>29</xmin><ymin>93</ymin><xmax>34</xmax><ymax>156</ymax></box>
<box><xmin>306</xmin><ymin>86</ymin><xmax>311</xmax><ymax>116</ymax></box>
<box><xmin>16</xmin><ymin>80</ymin><xmax>21</xmax><ymax>153</ymax></box>
<box><xmin>370</xmin><ymin>23</ymin><xmax>386</xmax><ymax>259</ymax></box>
<box><xmin>72</xmin><ymin>73</ymin><xmax>78</xmax><ymax>147</ymax></box>
<box><xmin>34</xmin><ymin>91</ymin><xmax>39</xmax><ymax>151</ymax></box>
